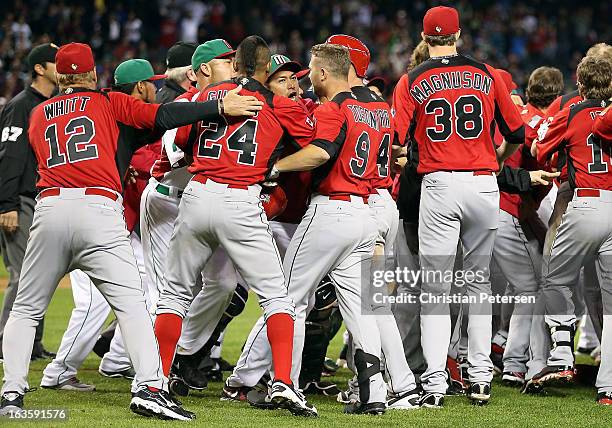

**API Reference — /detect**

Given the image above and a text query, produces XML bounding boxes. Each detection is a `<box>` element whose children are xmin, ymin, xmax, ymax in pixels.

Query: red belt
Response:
<box><xmin>577</xmin><ymin>189</ymin><xmax>600</xmax><ymax>197</ymax></box>
<box><xmin>328</xmin><ymin>195</ymin><xmax>369</xmax><ymax>204</ymax></box>
<box><xmin>38</xmin><ymin>187</ymin><xmax>119</xmax><ymax>201</ymax></box>
<box><xmin>192</xmin><ymin>175</ymin><xmax>248</xmax><ymax>189</ymax></box>
<box><xmin>473</xmin><ymin>171</ymin><xmax>494</xmax><ymax>176</ymax></box>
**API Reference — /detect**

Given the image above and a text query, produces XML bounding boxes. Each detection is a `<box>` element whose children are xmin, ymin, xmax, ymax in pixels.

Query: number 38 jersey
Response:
<box><xmin>310</xmin><ymin>90</ymin><xmax>392</xmax><ymax>197</ymax></box>
<box><xmin>393</xmin><ymin>54</ymin><xmax>525</xmax><ymax>174</ymax></box>
<box><xmin>181</xmin><ymin>77</ymin><xmax>315</xmax><ymax>186</ymax></box>
<box><xmin>536</xmin><ymin>99</ymin><xmax>612</xmax><ymax>191</ymax></box>
<box><xmin>29</xmin><ymin>88</ymin><xmax>163</xmax><ymax>192</ymax></box>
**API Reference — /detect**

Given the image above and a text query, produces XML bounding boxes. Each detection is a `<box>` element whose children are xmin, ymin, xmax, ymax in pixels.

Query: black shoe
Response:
<box><xmin>597</xmin><ymin>391</ymin><xmax>612</xmax><ymax>405</ymax></box>
<box><xmin>207</xmin><ymin>369</ymin><xmax>223</xmax><ymax>382</ymax></box>
<box><xmin>575</xmin><ymin>346</ymin><xmax>596</xmax><ymax>356</ymax></box>
<box><xmin>213</xmin><ymin>358</ymin><xmax>235</xmax><ymax>372</ymax></box>
<box><xmin>343</xmin><ymin>401</ymin><xmax>386</xmax><ymax>415</ymax></box>
<box><xmin>521</xmin><ymin>379</ymin><xmax>545</xmax><ymax>395</ymax></box>
<box><xmin>270</xmin><ymin>380</ymin><xmax>318</xmax><ymax>417</ymax></box>
<box><xmin>130</xmin><ymin>386</ymin><xmax>195</xmax><ymax>421</ymax></box>
<box><xmin>387</xmin><ymin>388</ymin><xmax>421</xmax><ymax>410</ymax></box>
<box><xmin>0</xmin><ymin>391</ymin><xmax>24</xmax><ymax>416</ymax></box>
<box><xmin>31</xmin><ymin>342</ymin><xmax>55</xmax><ymax>361</ymax></box>
<box><xmin>468</xmin><ymin>382</ymin><xmax>491</xmax><ymax>405</ymax></box>
<box><xmin>302</xmin><ymin>381</ymin><xmax>341</xmax><ymax>396</ymax></box>
<box><xmin>532</xmin><ymin>365</ymin><xmax>574</xmax><ymax>387</ymax></box>
<box><xmin>221</xmin><ymin>380</ymin><xmax>251</xmax><ymax>402</ymax></box>
<box><xmin>168</xmin><ymin>375</ymin><xmax>190</xmax><ymax>397</ymax></box>
<box><xmin>419</xmin><ymin>392</ymin><xmax>444</xmax><ymax>408</ymax></box>
<box><xmin>99</xmin><ymin>367</ymin><xmax>136</xmax><ymax>380</ymax></box>
<box><xmin>247</xmin><ymin>389</ymin><xmax>277</xmax><ymax>410</ymax></box>
<box><xmin>174</xmin><ymin>356</ymin><xmax>208</xmax><ymax>390</ymax></box>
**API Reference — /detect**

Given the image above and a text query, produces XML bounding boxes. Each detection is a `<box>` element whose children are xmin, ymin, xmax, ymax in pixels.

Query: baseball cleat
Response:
<box><xmin>597</xmin><ymin>391</ymin><xmax>612</xmax><ymax>405</ymax></box>
<box><xmin>490</xmin><ymin>344</ymin><xmax>505</xmax><ymax>375</ymax></box>
<box><xmin>386</xmin><ymin>388</ymin><xmax>421</xmax><ymax>410</ymax></box>
<box><xmin>41</xmin><ymin>377</ymin><xmax>96</xmax><ymax>392</ymax></box>
<box><xmin>521</xmin><ymin>379</ymin><xmax>545</xmax><ymax>395</ymax></box>
<box><xmin>344</xmin><ymin>401</ymin><xmax>386</xmax><ymax>415</ymax></box>
<box><xmin>336</xmin><ymin>376</ymin><xmax>359</xmax><ymax>404</ymax></box>
<box><xmin>168</xmin><ymin>375</ymin><xmax>190</xmax><ymax>397</ymax></box>
<box><xmin>212</xmin><ymin>357</ymin><xmax>235</xmax><ymax>372</ymax></box>
<box><xmin>221</xmin><ymin>380</ymin><xmax>251</xmax><ymax>402</ymax></box>
<box><xmin>531</xmin><ymin>365</ymin><xmax>574</xmax><ymax>386</ymax></box>
<box><xmin>502</xmin><ymin>371</ymin><xmax>526</xmax><ymax>386</ymax></box>
<box><xmin>98</xmin><ymin>367</ymin><xmax>136</xmax><ymax>380</ymax></box>
<box><xmin>246</xmin><ymin>389</ymin><xmax>277</xmax><ymax>410</ymax></box>
<box><xmin>302</xmin><ymin>381</ymin><xmax>341</xmax><ymax>396</ymax></box>
<box><xmin>468</xmin><ymin>382</ymin><xmax>491</xmax><ymax>405</ymax></box>
<box><xmin>270</xmin><ymin>380</ymin><xmax>318</xmax><ymax>417</ymax></box>
<box><xmin>0</xmin><ymin>391</ymin><xmax>24</xmax><ymax>416</ymax></box>
<box><xmin>130</xmin><ymin>386</ymin><xmax>195</xmax><ymax>421</ymax></box>
<box><xmin>323</xmin><ymin>358</ymin><xmax>340</xmax><ymax>375</ymax></box>
<box><xmin>419</xmin><ymin>392</ymin><xmax>444</xmax><ymax>408</ymax></box>
<box><xmin>575</xmin><ymin>346</ymin><xmax>596</xmax><ymax>356</ymax></box>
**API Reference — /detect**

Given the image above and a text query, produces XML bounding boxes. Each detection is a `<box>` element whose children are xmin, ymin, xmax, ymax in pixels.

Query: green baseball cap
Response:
<box><xmin>114</xmin><ymin>59</ymin><xmax>166</xmax><ymax>85</ymax></box>
<box><xmin>192</xmin><ymin>39</ymin><xmax>236</xmax><ymax>71</ymax></box>
<box><xmin>268</xmin><ymin>54</ymin><xmax>303</xmax><ymax>81</ymax></box>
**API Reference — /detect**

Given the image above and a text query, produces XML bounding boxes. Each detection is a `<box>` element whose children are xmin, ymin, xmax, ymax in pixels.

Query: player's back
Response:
<box><xmin>189</xmin><ymin>77</ymin><xmax>292</xmax><ymax>186</ymax></box>
<box><xmin>565</xmin><ymin>100</ymin><xmax>612</xmax><ymax>190</ymax></box>
<box><xmin>406</xmin><ymin>54</ymin><xmax>523</xmax><ymax>173</ymax></box>
<box><xmin>29</xmin><ymin>89</ymin><xmax>131</xmax><ymax>192</ymax></box>
<box><xmin>312</xmin><ymin>90</ymin><xmax>390</xmax><ymax>197</ymax></box>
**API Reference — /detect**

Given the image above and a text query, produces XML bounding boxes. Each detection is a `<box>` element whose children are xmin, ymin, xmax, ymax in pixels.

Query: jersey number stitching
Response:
<box><xmin>350</xmin><ymin>131</ymin><xmax>371</xmax><ymax>177</ymax></box>
<box><xmin>197</xmin><ymin>119</ymin><xmax>259</xmax><ymax>166</ymax></box>
<box><xmin>45</xmin><ymin>116</ymin><xmax>98</xmax><ymax>168</ymax></box>
<box><xmin>424</xmin><ymin>95</ymin><xmax>483</xmax><ymax>142</ymax></box>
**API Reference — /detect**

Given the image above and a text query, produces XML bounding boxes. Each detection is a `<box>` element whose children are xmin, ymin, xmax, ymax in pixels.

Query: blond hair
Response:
<box><xmin>165</xmin><ymin>65</ymin><xmax>191</xmax><ymax>84</ymax></box>
<box><xmin>311</xmin><ymin>44</ymin><xmax>350</xmax><ymax>79</ymax></box>
<box><xmin>586</xmin><ymin>43</ymin><xmax>612</xmax><ymax>61</ymax></box>
<box><xmin>57</xmin><ymin>71</ymin><xmax>96</xmax><ymax>91</ymax></box>
<box><xmin>408</xmin><ymin>40</ymin><xmax>430</xmax><ymax>71</ymax></box>
<box><xmin>423</xmin><ymin>33</ymin><xmax>457</xmax><ymax>47</ymax></box>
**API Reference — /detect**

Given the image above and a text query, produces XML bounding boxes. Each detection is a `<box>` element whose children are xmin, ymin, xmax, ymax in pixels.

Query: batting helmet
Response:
<box><xmin>326</xmin><ymin>34</ymin><xmax>370</xmax><ymax>78</ymax></box>
<box><xmin>260</xmin><ymin>185</ymin><xmax>288</xmax><ymax>220</ymax></box>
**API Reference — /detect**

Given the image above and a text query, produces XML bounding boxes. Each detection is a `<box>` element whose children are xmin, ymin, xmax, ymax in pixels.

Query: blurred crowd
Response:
<box><xmin>1</xmin><ymin>0</ymin><xmax>610</xmax><ymax>106</ymax></box>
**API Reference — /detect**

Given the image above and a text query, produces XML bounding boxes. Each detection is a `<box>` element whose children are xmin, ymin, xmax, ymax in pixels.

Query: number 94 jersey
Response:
<box><xmin>393</xmin><ymin>54</ymin><xmax>525</xmax><ymax>174</ymax></box>
<box><xmin>310</xmin><ymin>90</ymin><xmax>392</xmax><ymax>197</ymax></box>
<box><xmin>182</xmin><ymin>77</ymin><xmax>315</xmax><ymax>186</ymax></box>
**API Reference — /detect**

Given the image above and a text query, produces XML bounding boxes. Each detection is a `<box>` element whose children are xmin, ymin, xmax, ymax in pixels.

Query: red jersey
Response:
<box><xmin>123</xmin><ymin>143</ymin><xmax>160</xmax><ymax>232</ymax></box>
<box><xmin>151</xmin><ymin>86</ymin><xmax>200</xmax><ymax>180</ymax></box>
<box><xmin>351</xmin><ymin>86</ymin><xmax>394</xmax><ymax>191</ymax></box>
<box><xmin>593</xmin><ymin>107</ymin><xmax>612</xmax><ymax>141</ymax></box>
<box><xmin>547</xmin><ymin>90</ymin><xmax>582</xmax><ymax>116</ymax></box>
<box><xmin>29</xmin><ymin>89</ymin><xmax>161</xmax><ymax>192</ymax></box>
<box><xmin>310</xmin><ymin>90</ymin><xmax>389</xmax><ymax>197</ymax></box>
<box><xmin>392</xmin><ymin>54</ymin><xmax>525</xmax><ymax>174</ymax></box>
<box><xmin>499</xmin><ymin>103</ymin><xmax>547</xmax><ymax>217</ymax></box>
<box><xmin>179</xmin><ymin>78</ymin><xmax>314</xmax><ymax>186</ymax></box>
<box><xmin>536</xmin><ymin>99</ymin><xmax>612</xmax><ymax>191</ymax></box>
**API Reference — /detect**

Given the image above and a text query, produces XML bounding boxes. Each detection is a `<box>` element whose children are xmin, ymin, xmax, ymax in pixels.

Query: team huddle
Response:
<box><xmin>0</xmin><ymin>4</ymin><xmax>612</xmax><ymax>421</ymax></box>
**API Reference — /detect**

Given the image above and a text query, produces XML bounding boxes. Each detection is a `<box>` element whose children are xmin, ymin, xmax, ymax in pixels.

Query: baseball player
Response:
<box><xmin>325</xmin><ymin>34</ymin><xmax>420</xmax><ymax>410</ymax></box>
<box><xmin>153</xmin><ymin>35</ymin><xmax>318</xmax><ymax>417</ymax></box>
<box><xmin>529</xmin><ymin>56</ymin><xmax>612</xmax><ymax>407</ymax></box>
<box><xmin>141</xmin><ymin>39</ymin><xmax>241</xmax><ymax>395</ymax></box>
<box><xmin>156</xmin><ymin>42</ymin><xmax>198</xmax><ymax>103</ymax></box>
<box><xmin>0</xmin><ymin>42</ymin><xmax>263</xmax><ymax>420</ymax></box>
<box><xmin>0</xmin><ymin>43</ymin><xmax>58</xmax><ymax>362</ymax></box>
<box><xmin>40</xmin><ymin>58</ymin><xmax>167</xmax><ymax>392</ymax></box>
<box><xmin>392</xmin><ymin>6</ymin><xmax>525</xmax><ymax>406</ymax></box>
<box><xmin>491</xmin><ymin>67</ymin><xmax>563</xmax><ymax>387</ymax></box>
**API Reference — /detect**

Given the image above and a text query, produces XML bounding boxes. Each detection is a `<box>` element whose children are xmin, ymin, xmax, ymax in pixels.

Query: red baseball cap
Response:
<box><xmin>56</xmin><ymin>43</ymin><xmax>95</xmax><ymax>74</ymax></box>
<box><xmin>326</xmin><ymin>34</ymin><xmax>370</xmax><ymax>78</ymax></box>
<box><xmin>423</xmin><ymin>6</ymin><xmax>460</xmax><ymax>36</ymax></box>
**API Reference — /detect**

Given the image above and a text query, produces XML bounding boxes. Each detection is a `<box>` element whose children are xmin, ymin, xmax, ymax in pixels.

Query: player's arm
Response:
<box><xmin>270</xmin><ymin>105</ymin><xmax>344</xmax><ymax>176</ymax></box>
<box><xmin>391</xmin><ymin>74</ymin><xmax>415</xmax><ymax>147</ymax></box>
<box><xmin>110</xmin><ymin>86</ymin><xmax>263</xmax><ymax>131</ymax></box>
<box><xmin>0</xmin><ymin>103</ymin><xmax>30</xmax><ymax>232</ymax></box>
<box><xmin>497</xmin><ymin>166</ymin><xmax>559</xmax><ymax>193</ymax></box>
<box><xmin>593</xmin><ymin>105</ymin><xmax>612</xmax><ymax>141</ymax></box>
<box><xmin>531</xmin><ymin>109</ymin><xmax>569</xmax><ymax>164</ymax></box>
<box><xmin>489</xmin><ymin>66</ymin><xmax>524</xmax><ymax>162</ymax></box>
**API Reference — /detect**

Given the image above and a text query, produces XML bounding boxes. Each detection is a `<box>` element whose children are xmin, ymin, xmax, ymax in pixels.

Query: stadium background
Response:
<box><xmin>1</xmin><ymin>0</ymin><xmax>611</xmax><ymax>106</ymax></box>
<box><xmin>1</xmin><ymin>0</ymin><xmax>612</xmax><ymax>426</ymax></box>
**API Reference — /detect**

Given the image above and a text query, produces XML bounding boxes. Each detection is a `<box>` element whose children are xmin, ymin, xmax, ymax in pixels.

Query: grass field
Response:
<box><xmin>0</xmin><ymin>275</ymin><xmax>611</xmax><ymax>426</ymax></box>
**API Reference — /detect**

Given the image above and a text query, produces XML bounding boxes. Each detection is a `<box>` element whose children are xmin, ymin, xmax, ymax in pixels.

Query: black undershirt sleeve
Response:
<box><xmin>154</xmin><ymin>100</ymin><xmax>220</xmax><ymax>130</ymax></box>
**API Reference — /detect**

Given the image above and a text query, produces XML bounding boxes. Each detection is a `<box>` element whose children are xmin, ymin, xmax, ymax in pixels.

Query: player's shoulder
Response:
<box><xmin>175</xmin><ymin>86</ymin><xmax>199</xmax><ymax>102</ymax></box>
<box><xmin>568</xmin><ymin>99</ymin><xmax>610</xmax><ymax>125</ymax></box>
<box><xmin>352</xmin><ymin>85</ymin><xmax>386</xmax><ymax>104</ymax></box>
<box><xmin>313</xmin><ymin>97</ymin><xmax>344</xmax><ymax>120</ymax></box>
<box><xmin>409</xmin><ymin>54</ymin><xmax>491</xmax><ymax>82</ymax></box>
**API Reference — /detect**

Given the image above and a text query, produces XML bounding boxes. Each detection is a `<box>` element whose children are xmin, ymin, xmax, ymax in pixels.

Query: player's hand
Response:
<box><xmin>529</xmin><ymin>170</ymin><xmax>560</xmax><ymax>186</ymax></box>
<box><xmin>265</xmin><ymin>164</ymin><xmax>280</xmax><ymax>181</ymax></box>
<box><xmin>394</xmin><ymin>156</ymin><xmax>408</xmax><ymax>174</ymax></box>
<box><xmin>0</xmin><ymin>210</ymin><xmax>19</xmax><ymax>234</ymax></box>
<box><xmin>222</xmin><ymin>85</ymin><xmax>264</xmax><ymax>117</ymax></box>
<box><xmin>124</xmin><ymin>166</ymin><xmax>138</xmax><ymax>185</ymax></box>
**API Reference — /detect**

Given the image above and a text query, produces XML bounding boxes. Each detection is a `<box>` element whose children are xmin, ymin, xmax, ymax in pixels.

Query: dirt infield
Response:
<box><xmin>0</xmin><ymin>275</ymin><xmax>71</xmax><ymax>290</ymax></box>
